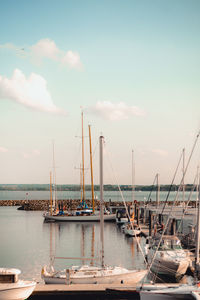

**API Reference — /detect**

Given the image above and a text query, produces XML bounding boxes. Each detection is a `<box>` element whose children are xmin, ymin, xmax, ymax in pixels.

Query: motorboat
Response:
<box><xmin>146</xmin><ymin>235</ymin><xmax>190</xmax><ymax>278</ymax></box>
<box><xmin>139</xmin><ymin>283</ymin><xmax>200</xmax><ymax>300</ymax></box>
<box><xmin>124</xmin><ymin>222</ymin><xmax>141</xmax><ymax>237</ymax></box>
<box><xmin>116</xmin><ymin>209</ymin><xmax>128</xmax><ymax>224</ymax></box>
<box><xmin>0</xmin><ymin>268</ymin><xmax>36</xmax><ymax>300</ymax></box>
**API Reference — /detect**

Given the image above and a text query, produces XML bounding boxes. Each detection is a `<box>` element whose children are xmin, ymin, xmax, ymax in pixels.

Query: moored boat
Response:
<box><xmin>41</xmin><ymin>136</ymin><xmax>147</xmax><ymax>285</ymax></box>
<box><xmin>146</xmin><ymin>235</ymin><xmax>190</xmax><ymax>278</ymax></box>
<box><xmin>0</xmin><ymin>268</ymin><xmax>36</xmax><ymax>300</ymax></box>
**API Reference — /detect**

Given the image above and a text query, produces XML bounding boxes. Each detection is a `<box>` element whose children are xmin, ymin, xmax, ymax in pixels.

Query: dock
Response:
<box><xmin>29</xmin><ymin>282</ymin><xmax>185</xmax><ymax>299</ymax></box>
<box><xmin>29</xmin><ymin>283</ymin><xmax>139</xmax><ymax>299</ymax></box>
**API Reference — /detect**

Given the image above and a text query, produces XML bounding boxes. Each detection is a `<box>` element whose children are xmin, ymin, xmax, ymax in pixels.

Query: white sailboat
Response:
<box><xmin>0</xmin><ymin>268</ymin><xmax>36</xmax><ymax>300</ymax></box>
<box><xmin>41</xmin><ymin>136</ymin><xmax>147</xmax><ymax>285</ymax></box>
<box><xmin>123</xmin><ymin>150</ymin><xmax>141</xmax><ymax>237</ymax></box>
<box><xmin>44</xmin><ymin>114</ymin><xmax>115</xmax><ymax>222</ymax></box>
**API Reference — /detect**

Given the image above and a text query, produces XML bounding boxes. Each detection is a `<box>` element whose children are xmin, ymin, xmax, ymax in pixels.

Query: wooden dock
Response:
<box><xmin>29</xmin><ymin>283</ymin><xmax>140</xmax><ymax>299</ymax></box>
<box><xmin>29</xmin><ymin>282</ymin><xmax>184</xmax><ymax>299</ymax></box>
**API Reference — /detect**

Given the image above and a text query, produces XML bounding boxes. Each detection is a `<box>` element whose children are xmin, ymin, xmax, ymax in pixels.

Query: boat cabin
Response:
<box><xmin>0</xmin><ymin>268</ymin><xmax>21</xmax><ymax>283</ymax></box>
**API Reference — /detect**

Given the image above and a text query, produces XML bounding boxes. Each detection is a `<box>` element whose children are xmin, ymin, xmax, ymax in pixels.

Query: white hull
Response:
<box><xmin>140</xmin><ymin>284</ymin><xmax>200</xmax><ymax>300</ymax></box>
<box><xmin>0</xmin><ymin>280</ymin><xmax>36</xmax><ymax>300</ymax></box>
<box><xmin>116</xmin><ymin>218</ymin><xmax>128</xmax><ymax>224</ymax></box>
<box><xmin>44</xmin><ymin>213</ymin><xmax>116</xmax><ymax>222</ymax></box>
<box><xmin>42</xmin><ymin>265</ymin><xmax>147</xmax><ymax>285</ymax></box>
<box><xmin>149</xmin><ymin>253</ymin><xmax>190</xmax><ymax>277</ymax></box>
<box><xmin>124</xmin><ymin>227</ymin><xmax>141</xmax><ymax>237</ymax></box>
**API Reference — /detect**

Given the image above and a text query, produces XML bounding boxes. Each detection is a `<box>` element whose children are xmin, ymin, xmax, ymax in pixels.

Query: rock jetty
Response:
<box><xmin>0</xmin><ymin>199</ymin><xmax>134</xmax><ymax>211</ymax></box>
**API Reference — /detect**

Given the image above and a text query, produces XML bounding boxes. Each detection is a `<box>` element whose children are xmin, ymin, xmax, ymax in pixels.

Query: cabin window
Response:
<box><xmin>0</xmin><ymin>274</ymin><xmax>17</xmax><ymax>283</ymax></box>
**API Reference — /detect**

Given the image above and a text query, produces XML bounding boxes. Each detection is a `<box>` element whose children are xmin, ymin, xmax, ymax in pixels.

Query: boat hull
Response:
<box><xmin>42</xmin><ymin>266</ymin><xmax>147</xmax><ymax>285</ymax></box>
<box><xmin>140</xmin><ymin>284</ymin><xmax>200</xmax><ymax>300</ymax></box>
<box><xmin>44</xmin><ymin>213</ymin><xmax>116</xmax><ymax>222</ymax></box>
<box><xmin>124</xmin><ymin>227</ymin><xmax>141</xmax><ymax>237</ymax></box>
<box><xmin>150</xmin><ymin>257</ymin><xmax>189</xmax><ymax>277</ymax></box>
<box><xmin>0</xmin><ymin>280</ymin><xmax>36</xmax><ymax>300</ymax></box>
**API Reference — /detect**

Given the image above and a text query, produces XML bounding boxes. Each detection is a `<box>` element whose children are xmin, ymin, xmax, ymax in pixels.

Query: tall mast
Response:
<box><xmin>132</xmin><ymin>150</ymin><xmax>135</xmax><ymax>203</ymax></box>
<box><xmin>99</xmin><ymin>135</ymin><xmax>104</xmax><ymax>268</ymax></box>
<box><xmin>156</xmin><ymin>173</ymin><xmax>160</xmax><ymax>208</ymax></box>
<box><xmin>182</xmin><ymin>148</ymin><xmax>185</xmax><ymax>202</ymax></box>
<box><xmin>50</xmin><ymin>171</ymin><xmax>53</xmax><ymax>216</ymax></box>
<box><xmin>81</xmin><ymin>111</ymin><xmax>85</xmax><ymax>203</ymax></box>
<box><xmin>195</xmin><ymin>172</ymin><xmax>200</xmax><ymax>268</ymax></box>
<box><xmin>80</xmin><ymin>163</ymin><xmax>83</xmax><ymax>204</ymax></box>
<box><xmin>89</xmin><ymin>125</ymin><xmax>95</xmax><ymax>213</ymax></box>
<box><xmin>52</xmin><ymin>141</ymin><xmax>56</xmax><ymax>209</ymax></box>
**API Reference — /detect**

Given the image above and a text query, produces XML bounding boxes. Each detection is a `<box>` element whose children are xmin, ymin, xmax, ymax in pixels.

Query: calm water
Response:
<box><xmin>0</xmin><ymin>190</ymin><xmax>197</xmax><ymax>202</ymax></box>
<box><xmin>0</xmin><ymin>206</ymin><xmax>146</xmax><ymax>283</ymax></box>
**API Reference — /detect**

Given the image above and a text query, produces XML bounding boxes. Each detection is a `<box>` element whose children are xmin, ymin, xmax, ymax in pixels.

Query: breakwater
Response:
<box><xmin>0</xmin><ymin>199</ymin><xmax>197</xmax><ymax>211</ymax></box>
<box><xmin>0</xmin><ymin>199</ymin><xmax>134</xmax><ymax>211</ymax></box>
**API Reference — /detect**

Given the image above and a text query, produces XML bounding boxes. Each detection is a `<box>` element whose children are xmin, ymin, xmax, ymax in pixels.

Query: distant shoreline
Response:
<box><xmin>0</xmin><ymin>184</ymin><xmax>196</xmax><ymax>192</ymax></box>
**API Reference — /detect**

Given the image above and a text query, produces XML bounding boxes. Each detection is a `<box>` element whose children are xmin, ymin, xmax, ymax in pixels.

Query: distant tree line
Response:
<box><xmin>0</xmin><ymin>184</ymin><xmax>196</xmax><ymax>192</ymax></box>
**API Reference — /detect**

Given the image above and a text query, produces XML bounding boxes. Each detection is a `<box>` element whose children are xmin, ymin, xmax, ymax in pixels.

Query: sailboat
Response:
<box><xmin>41</xmin><ymin>136</ymin><xmax>147</xmax><ymax>284</ymax></box>
<box><xmin>123</xmin><ymin>150</ymin><xmax>141</xmax><ymax>237</ymax></box>
<box><xmin>0</xmin><ymin>268</ymin><xmax>36</xmax><ymax>300</ymax></box>
<box><xmin>44</xmin><ymin>114</ymin><xmax>115</xmax><ymax>222</ymax></box>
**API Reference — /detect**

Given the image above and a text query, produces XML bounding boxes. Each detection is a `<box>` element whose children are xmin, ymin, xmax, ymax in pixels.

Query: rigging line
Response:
<box><xmin>104</xmin><ymin>142</ymin><xmax>148</xmax><ymax>266</ymax></box>
<box><xmin>145</xmin><ymin>175</ymin><xmax>157</xmax><ymax>206</ymax></box>
<box><xmin>147</xmin><ymin>131</ymin><xmax>200</xmax><ymax>280</ymax></box>
<box><xmin>160</xmin><ymin>150</ymin><xmax>183</xmax><ymax>216</ymax></box>
<box><xmin>150</xmin><ymin>150</ymin><xmax>184</xmax><ymax>233</ymax></box>
<box><xmin>176</xmin><ymin>172</ymin><xmax>198</xmax><ymax>234</ymax></box>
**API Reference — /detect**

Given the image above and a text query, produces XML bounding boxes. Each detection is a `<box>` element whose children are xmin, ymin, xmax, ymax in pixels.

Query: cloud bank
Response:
<box><xmin>87</xmin><ymin>101</ymin><xmax>146</xmax><ymax>121</ymax></box>
<box><xmin>0</xmin><ymin>39</ymin><xmax>83</xmax><ymax>70</ymax></box>
<box><xmin>0</xmin><ymin>69</ymin><xmax>66</xmax><ymax>115</ymax></box>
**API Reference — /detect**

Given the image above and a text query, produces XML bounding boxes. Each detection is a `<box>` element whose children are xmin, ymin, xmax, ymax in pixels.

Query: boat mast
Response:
<box><xmin>52</xmin><ymin>141</ymin><xmax>57</xmax><ymax>210</ymax></box>
<box><xmin>132</xmin><ymin>150</ymin><xmax>135</xmax><ymax>203</ymax></box>
<box><xmin>99</xmin><ymin>135</ymin><xmax>104</xmax><ymax>268</ymax></box>
<box><xmin>89</xmin><ymin>125</ymin><xmax>95</xmax><ymax>213</ymax></box>
<box><xmin>81</xmin><ymin>111</ymin><xmax>85</xmax><ymax>205</ymax></box>
<box><xmin>80</xmin><ymin>163</ymin><xmax>83</xmax><ymax>204</ymax></box>
<box><xmin>182</xmin><ymin>148</ymin><xmax>185</xmax><ymax>203</ymax></box>
<box><xmin>50</xmin><ymin>171</ymin><xmax>53</xmax><ymax>216</ymax></box>
<box><xmin>195</xmin><ymin>171</ymin><xmax>200</xmax><ymax>269</ymax></box>
<box><xmin>156</xmin><ymin>173</ymin><xmax>160</xmax><ymax>208</ymax></box>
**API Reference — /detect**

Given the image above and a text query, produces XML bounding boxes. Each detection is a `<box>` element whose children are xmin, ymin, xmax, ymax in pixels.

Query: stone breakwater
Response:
<box><xmin>0</xmin><ymin>199</ymin><xmax>134</xmax><ymax>211</ymax></box>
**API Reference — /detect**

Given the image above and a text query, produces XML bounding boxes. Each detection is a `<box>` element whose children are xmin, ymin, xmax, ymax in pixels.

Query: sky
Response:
<box><xmin>0</xmin><ymin>0</ymin><xmax>200</xmax><ymax>185</ymax></box>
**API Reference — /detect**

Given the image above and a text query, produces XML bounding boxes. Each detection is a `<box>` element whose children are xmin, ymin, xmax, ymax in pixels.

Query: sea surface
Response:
<box><xmin>0</xmin><ymin>190</ymin><xmax>197</xmax><ymax>284</ymax></box>
<box><xmin>0</xmin><ymin>206</ymin><xmax>147</xmax><ymax>283</ymax></box>
<box><xmin>0</xmin><ymin>190</ymin><xmax>197</xmax><ymax>202</ymax></box>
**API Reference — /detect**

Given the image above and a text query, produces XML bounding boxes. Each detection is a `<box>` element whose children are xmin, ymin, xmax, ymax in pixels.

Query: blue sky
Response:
<box><xmin>0</xmin><ymin>0</ymin><xmax>199</xmax><ymax>185</ymax></box>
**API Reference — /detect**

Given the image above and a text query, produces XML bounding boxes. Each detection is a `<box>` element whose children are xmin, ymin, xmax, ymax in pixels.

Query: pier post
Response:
<box><xmin>171</xmin><ymin>218</ymin><xmax>176</xmax><ymax>235</ymax></box>
<box><xmin>136</xmin><ymin>208</ymin><xmax>140</xmax><ymax>225</ymax></box>
<box><xmin>149</xmin><ymin>211</ymin><xmax>153</xmax><ymax>236</ymax></box>
<box><xmin>158</xmin><ymin>213</ymin><xmax>162</xmax><ymax>225</ymax></box>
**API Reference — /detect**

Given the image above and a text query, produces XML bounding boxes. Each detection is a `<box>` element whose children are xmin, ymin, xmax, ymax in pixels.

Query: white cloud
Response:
<box><xmin>0</xmin><ymin>69</ymin><xmax>66</xmax><ymax>115</ymax></box>
<box><xmin>0</xmin><ymin>39</ymin><xmax>83</xmax><ymax>70</ymax></box>
<box><xmin>87</xmin><ymin>101</ymin><xmax>146</xmax><ymax>121</ymax></box>
<box><xmin>30</xmin><ymin>38</ymin><xmax>60</xmax><ymax>63</ymax></box>
<box><xmin>62</xmin><ymin>50</ymin><xmax>83</xmax><ymax>70</ymax></box>
<box><xmin>151</xmin><ymin>148</ymin><xmax>168</xmax><ymax>157</ymax></box>
<box><xmin>0</xmin><ymin>146</ymin><xmax>8</xmax><ymax>153</ymax></box>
